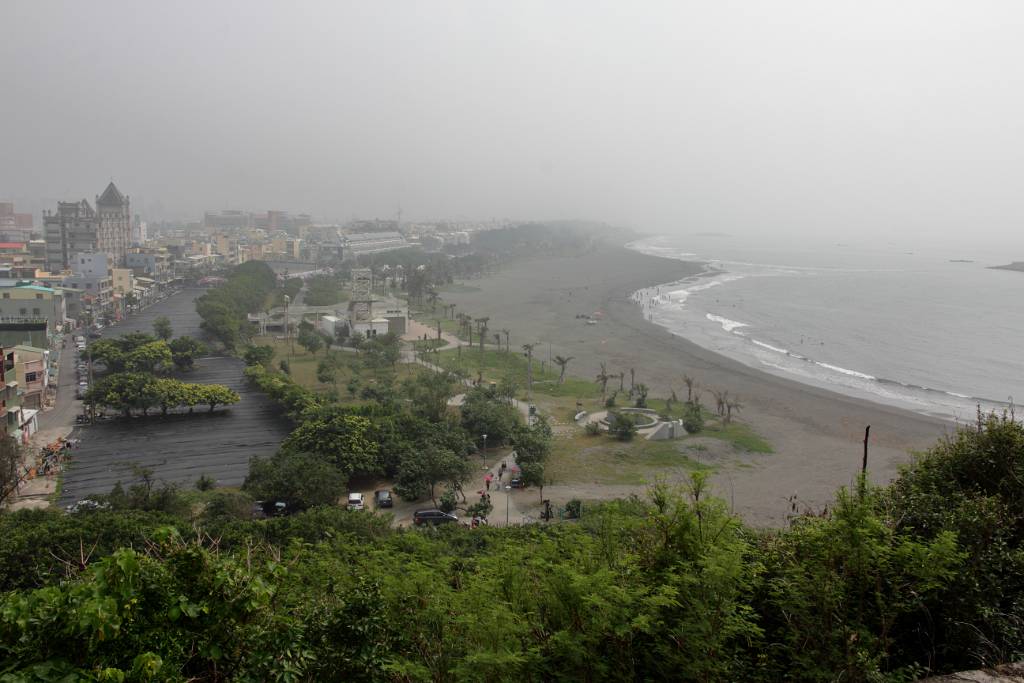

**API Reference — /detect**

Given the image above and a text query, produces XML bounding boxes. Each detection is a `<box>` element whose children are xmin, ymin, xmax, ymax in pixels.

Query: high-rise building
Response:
<box><xmin>43</xmin><ymin>182</ymin><xmax>131</xmax><ymax>271</ymax></box>
<box><xmin>43</xmin><ymin>200</ymin><xmax>97</xmax><ymax>271</ymax></box>
<box><xmin>95</xmin><ymin>182</ymin><xmax>131</xmax><ymax>266</ymax></box>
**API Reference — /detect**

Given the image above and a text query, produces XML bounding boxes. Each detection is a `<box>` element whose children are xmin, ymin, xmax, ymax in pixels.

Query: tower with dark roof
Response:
<box><xmin>95</xmin><ymin>181</ymin><xmax>131</xmax><ymax>266</ymax></box>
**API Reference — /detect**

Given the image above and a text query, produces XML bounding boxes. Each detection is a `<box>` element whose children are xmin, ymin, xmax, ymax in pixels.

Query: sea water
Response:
<box><xmin>628</xmin><ymin>234</ymin><xmax>1024</xmax><ymax>422</ymax></box>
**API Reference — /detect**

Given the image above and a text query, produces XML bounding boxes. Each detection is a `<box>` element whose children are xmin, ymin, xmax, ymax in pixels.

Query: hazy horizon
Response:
<box><xmin>4</xmin><ymin>1</ymin><xmax>1024</xmax><ymax>251</ymax></box>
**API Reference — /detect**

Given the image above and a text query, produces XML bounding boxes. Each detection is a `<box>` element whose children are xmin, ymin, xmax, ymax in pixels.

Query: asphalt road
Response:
<box><xmin>102</xmin><ymin>288</ymin><xmax>207</xmax><ymax>339</ymax></box>
<box><xmin>59</xmin><ymin>289</ymin><xmax>290</xmax><ymax>505</ymax></box>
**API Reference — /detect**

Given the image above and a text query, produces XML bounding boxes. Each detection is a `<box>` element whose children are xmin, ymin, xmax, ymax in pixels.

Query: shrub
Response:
<box><xmin>682</xmin><ymin>402</ymin><xmax>704</xmax><ymax>434</ymax></box>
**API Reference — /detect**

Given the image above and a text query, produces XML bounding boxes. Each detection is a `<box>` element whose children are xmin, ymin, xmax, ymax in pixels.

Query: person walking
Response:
<box><xmin>485</xmin><ymin>473</ymin><xmax>493</xmax><ymax>491</ymax></box>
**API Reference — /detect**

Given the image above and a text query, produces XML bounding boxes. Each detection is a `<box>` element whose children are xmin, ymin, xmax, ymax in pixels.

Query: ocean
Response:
<box><xmin>628</xmin><ymin>234</ymin><xmax>1024</xmax><ymax>422</ymax></box>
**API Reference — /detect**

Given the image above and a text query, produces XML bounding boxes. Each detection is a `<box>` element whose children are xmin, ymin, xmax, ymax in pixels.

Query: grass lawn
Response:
<box><xmin>252</xmin><ymin>336</ymin><xmax>421</xmax><ymax>402</ymax></box>
<box><xmin>547</xmin><ymin>433</ymin><xmax>712</xmax><ymax>486</ymax></box>
<box><xmin>700</xmin><ymin>420</ymin><xmax>774</xmax><ymax>453</ymax></box>
<box><xmin>435</xmin><ymin>347</ymin><xmax>600</xmax><ymax>400</ymax></box>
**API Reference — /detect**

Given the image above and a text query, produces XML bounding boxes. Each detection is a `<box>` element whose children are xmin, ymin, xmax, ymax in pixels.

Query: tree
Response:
<box><xmin>244</xmin><ymin>451</ymin><xmax>347</xmax><ymax>511</ymax></box>
<box><xmin>634</xmin><ymin>383</ymin><xmax>649</xmax><ymax>408</ymax></box>
<box><xmin>403</xmin><ymin>370</ymin><xmax>458</xmax><ymax>423</ymax></box>
<box><xmin>476</xmin><ymin>317</ymin><xmax>490</xmax><ymax>356</ymax></box>
<box><xmin>317</xmin><ymin>357</ymin><xmax>337</xmax><ymax>386</ymax></box>
<box><xmin>393</xmin><ymin>445</ymin><xmax>471</xmax><ymax>505</ymax></box>
<box><xmin>154</xmin><ymin>378</ymin><xmax>188</xmax><ymax>416</ymax></box>
<box><xmin>460</xmin><ymin>386</ymin><xmax>520</xmax><ymax>447</ymax></box>
<box><xmin>196</xmin><ymin>384</ymin><xmax>241</xmax><ymax>412</ymax></box>
<box><xmin>243</xmin><ymin>344</ymin><xmax>275</xmax><ymax>367</ymax></box>
<box><xmin>522</xmin><ymin>343</ymin><xmax>537</xmax><ymax>398</ymax></box>
<box><xmin>86</xmin><ymin>338</ymin><xmax>127</xmax><ymax>372</ymax></box>
<box><xmin>682</xmin><ymin>402</ymin><xmax>704</xmax><ymax>433</ymax></box>
<box><xmin>553</xmin><ymin>355</ymin><xmax>574</xmax><ymax>384</ymax></box>
<box><xmin>125</xmin><ymin>341</ymin><xmax>173</xmax><ymax>375</ymax></box>
<box><xmin>724</xmin><ymin>396</ymin><xmax>742</xmax><ymax>424</ymax></box>
<box><xmin>298</xmin><ymin>327</ymin><xmax>324</xmax><ymax>356</ymax></box>
<box><xmin>282</xmin><ymin>411</ymin><xmax>379</xmax><ymax>477</ymax></box>
<box><xmin>168</xmin><ymin>336</ymin><xmax>207</xmax><ymax>371</ymax></box>
<box><xmin>683</xmin><ymin>374</ymin><xmax>698</xmax><ymax>403</ymax></box>
<box><xmin>0</xmin><ymin>437</ymin><xmax>23</xmax><ymax>505</ymax></box>
<box><xmin>607</xmin><ymin>411</ymin><xmax>638</xmax><ymax>441</ymax></box>
<box><xmin>152</xmin><ymin>315</ymin><xmax>173</xmax><ymax>341</ymax></box>
<box><xmin>502</xmin><ymin>328</ymin><xmax>511</xmax><ymax>353</ymax></box>
<box><xmin>595</xmin><ymin>362</ymin><xmax>610</xmax><ymax>398</ymax></box>
<box><xmin>518</xmin><ymin>459</ymin><xmax>548</xmax><ymax>502</ymax></box>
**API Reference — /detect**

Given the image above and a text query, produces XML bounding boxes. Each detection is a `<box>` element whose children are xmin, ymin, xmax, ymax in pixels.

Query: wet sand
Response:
<box><xmin>439</xmin><ymin>242</ymin><xmax>951</xmax><ymax>526</ymax></box>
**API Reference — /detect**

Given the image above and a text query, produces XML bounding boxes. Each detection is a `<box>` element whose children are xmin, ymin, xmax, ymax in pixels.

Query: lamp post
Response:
<box><xmin>505</xmin><ymin>484</ymin><xmax>511</xmax><ymax>526</ymax></box>
<box><xmin>481</xmin><ymin>433</ymin><xmax>487</xmax><ymax>459</ymax></box>
<box><xmin>283</xmin><ymin>294</ymin><xmax>292</xmax><ymax>356</ymax></box>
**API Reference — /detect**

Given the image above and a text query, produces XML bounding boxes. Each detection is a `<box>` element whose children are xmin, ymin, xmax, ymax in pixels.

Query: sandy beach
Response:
<box><xmin>439</xmin><ymin>241</ymin><xmax>952</xmax><ymax>526</ymax></box>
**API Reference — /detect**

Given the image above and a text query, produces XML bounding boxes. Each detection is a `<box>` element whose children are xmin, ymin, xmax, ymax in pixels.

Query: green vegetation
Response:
<box><xmin>302</xmin><ymin>274</ymin><xmax>348</xmax><ymax>306</ymax></box>
<box><xmin>196</xmin><ymin>261</ymin><xmax>278</xmax><ymax>349</ymax></box>
<box><xmin>9</xmin><ymin>412</ymin><xmax>1024</xmax><ymax>680</ymax></box>
<box><xmin>436</xmin><ymin>347</ymin><xmax>600</xmax><ymax>399</ymax></box>
<box><xmin>85</xmin><ymin>373</ymin><xmax>240</xmax><ymax>417</ymax></box>
<box><xmin>152</xmin><ymin>315</ymin><xmax>173</xmax><ymax>341</ymax></box>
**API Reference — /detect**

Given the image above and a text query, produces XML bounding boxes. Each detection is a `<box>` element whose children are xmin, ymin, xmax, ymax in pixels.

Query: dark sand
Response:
<box><xmin>440</xmin><ymin>243</ymin><xmax>951</xmax><ymax>526</ymax></box>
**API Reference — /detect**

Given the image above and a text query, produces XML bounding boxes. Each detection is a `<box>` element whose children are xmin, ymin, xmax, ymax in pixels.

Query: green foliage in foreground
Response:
<box><xmin>1</xmin><ymin>415</ymin><xmax>1023</xmax><ymax>680</ymax></box>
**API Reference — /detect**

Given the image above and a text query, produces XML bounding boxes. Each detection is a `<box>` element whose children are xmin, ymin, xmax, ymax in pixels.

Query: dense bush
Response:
<box><xmin>3</xmin><ymin>413</ymin><xmax>1024</xmax><ymax>681</ymax></box>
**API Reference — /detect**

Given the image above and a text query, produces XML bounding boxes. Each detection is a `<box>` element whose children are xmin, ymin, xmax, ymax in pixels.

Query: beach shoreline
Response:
<box><xmin>438</xmin><ymin>239</ymin><xmax>951</xmax><ymax>526</ymax></box>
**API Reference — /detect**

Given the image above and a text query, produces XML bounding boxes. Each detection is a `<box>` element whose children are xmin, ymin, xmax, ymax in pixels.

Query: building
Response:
<box><xmin>126</xmin><ymin>248</ymin><xmax>172</xmax><ymax>281</ymax></box>
<box><xmin>0</xmin><ymin>284</ymin><xmax>66</xmax><ymax>327</ymax></box>
<box><xmin>0</xmin><ymin>203</ymin><xmax>33</xmax><ymax>242</ymax></box>
<box><xmin>63</xmin><ymin>253</ymin><xmax>113</xmax><ymax>321</ymax></box>
<box><xmin>0</xmin><ymin>346</ymin><xmax>11</xmax><ymax>437</ymax></box>
<box><xmin>340</xmin><ymin>231</ymin><xmax>408</xmax><ymax>260</ymax></box>
<box><xmin>95</xmin><ymin>182</ymin><xmax>131</xmax><ymax>266</ymax></box>
<box><xmin>43</xmin><ymin>200</ymin><xmax>97</xmax><ymax>271</ymax></box>
<box><xmin>12</xmin><ymin>345</ymin><xmax>49</xmax><ymax>410</ymax></box>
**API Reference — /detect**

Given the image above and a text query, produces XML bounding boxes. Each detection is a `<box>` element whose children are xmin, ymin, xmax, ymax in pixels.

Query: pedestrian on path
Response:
<box><xmin>485</xmin><ymin>473</ymin><xmax>493</xmax><ymax>491</ymax></box>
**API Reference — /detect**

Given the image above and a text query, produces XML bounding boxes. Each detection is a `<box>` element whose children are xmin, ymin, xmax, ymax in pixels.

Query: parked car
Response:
<box><xmin>347</xmin><ymin>492</ymin><xmax>365</xmax><ymax>511</ymax></box>
<box><xmin>374</xmin><ymin>489</ymin><xmax>393</xmax><ymax>508</ymax></box>
<box><xmin>413</xmin><ymin>509</ymin><xmax>458</xmax><ymax>526</ymax></box>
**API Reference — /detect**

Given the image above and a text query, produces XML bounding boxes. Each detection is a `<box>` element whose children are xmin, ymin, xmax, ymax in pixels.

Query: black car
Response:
<box><xmin>374</xmin><ymin>489</ymin><xmax>393</xmax><ymax>508</ymax></box>
<box><xmin>413</xmin><ymin>509</ymin><xmax>457</xmax><ymax>526</ymax></box>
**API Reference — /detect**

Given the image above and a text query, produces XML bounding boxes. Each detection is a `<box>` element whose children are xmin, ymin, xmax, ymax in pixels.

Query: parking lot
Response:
<box><xmin>58</xmin><ymin>290</ymin><xmax>290</xmax><ymax>505</ymax></box>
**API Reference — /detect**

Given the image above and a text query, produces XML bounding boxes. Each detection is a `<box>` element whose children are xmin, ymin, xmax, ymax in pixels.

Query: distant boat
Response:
<box><xmin>948</xmin><ymin>259</ymin><xmax>974</xmax><ymax>263</ymax></box>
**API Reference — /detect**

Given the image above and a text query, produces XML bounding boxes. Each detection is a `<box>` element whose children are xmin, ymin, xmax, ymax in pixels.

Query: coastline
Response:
<box><xmin>440</xmin><ymin>240</ymin><xmax>950</xmax><ymax>525</ymax></box>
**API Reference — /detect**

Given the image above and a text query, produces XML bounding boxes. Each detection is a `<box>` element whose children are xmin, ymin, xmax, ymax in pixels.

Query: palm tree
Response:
<box><xmin>501</xmin><ymin>328</ymin><xmax>511</xmax><ymax>353</ymax></box>
<box><xmin>553</xmin><ymin>355</ymin><xmax>574</xmax><ymax>384</ymax></box>
<box><xmin>634</xmin><ymin>383</ymin><xmax>649</xmax><ymax>408</ymax></box>
<box><xmin>629</xmin><ymin>368</ymin><xmax>635</xmax><ymax>392</ymax></box>
<box><xmin>523</xmin><ymin>343</ymin><xmax>537</xmax><ymax>400</ymax></box>
<box><xmin>710</xmin><ymin>389</ymin><xmax>728</xmax><ymax>417</ymax></box>
<box><xmin>683</xmin><ymin>374</ymin><xmax>698</xmax><ymax>403</ymax></box>
<box><xmin>595</xmin><ymin>362</ymin><xmax>610</xmax><ymax>398</ymax></box>
<box><xmin>476</xmin><ymin>317</ymin><xmax>490</xmax><ymax>356</ymax></box>
<box><xmin>493</xmin><ymin>333</ymin><xmax>502</xmax><ymax>350</ymax></box>
<box><xmin>618</xmin><ymin>372</ymin><xmax>625</xmax><ymax>391</ymax></box>
<box><xmin>427</xmin><ymin>289</ymin><xmax>440</xmax><ymax>312</ymax></box>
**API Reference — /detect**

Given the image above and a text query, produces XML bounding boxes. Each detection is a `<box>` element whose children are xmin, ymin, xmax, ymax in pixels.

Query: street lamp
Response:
<box><xmin>481</xmin><ymin>433</ymin><xmax>487</xmax><ymax>459</ymax></box>
<box><xmin>283</xmin><ymin>294</ymin><xmax>292</xmax><ymax>356</ymax></box>
<box><xmin>505</xmin><ymin>484</ymin><xmax>511</xmax><ymax>525</ymax></box>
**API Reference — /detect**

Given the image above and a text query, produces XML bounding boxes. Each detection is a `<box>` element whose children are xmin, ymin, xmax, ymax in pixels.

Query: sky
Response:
<box><xmin>3</xmin><ymin>1</ymin><xmax>1024</xmax><ymax>249</ymax></box>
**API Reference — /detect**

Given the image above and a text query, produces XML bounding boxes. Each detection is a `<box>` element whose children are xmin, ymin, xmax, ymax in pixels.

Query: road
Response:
<box><xmin>58</xmin><ymin>288</ymin><xmax>290</xmax><ymax>505</ymax></box>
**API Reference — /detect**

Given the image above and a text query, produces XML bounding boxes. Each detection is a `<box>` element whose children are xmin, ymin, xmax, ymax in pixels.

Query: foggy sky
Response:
<box><xmin>3</xmin><ymin>1</ymin><xmax>1024</xmax><ymax>247</ymax></box>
